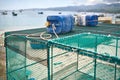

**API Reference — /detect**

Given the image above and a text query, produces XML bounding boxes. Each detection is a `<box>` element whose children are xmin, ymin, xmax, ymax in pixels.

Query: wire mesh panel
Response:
<box><xmin>26</xmin><ymin>38</ymin><xmax>47</xmax><ymax>65</ymax></box>
<box><xmin>96</xmin><ymin>60</ymin><xmax>117</xmax><ymax>80</ymax></box>
<box><xmin>5</xmin><ymin>35</ymin><xmax>27</xmax><ymax>80</ymax></box>
<box><xmin>5</xmin><ymin>34</ymin><xmax>48</xmax><ymax>80</ymax></box>
<box><xmin>49</xmin><ymin>33</ymin><xmax>120</xmax><ymax>80</ymax></box>
<box><xmin>77</xmin><ymin>54</ymin><xmax>95</xmax><ymax>80</ymax></box>
<box><xmin>48</xmin><ymin>45</ymin><xmax>78</xmax><ymax>80</ymax></box>
<box><xmin>116</xmin><ymin>39</ymin><xmax>120</xmax><ymax>80</ymax></box>
<box><xmin>26</xmin><ymin>38</ymin><xmax>48</xmax><ymax>80</ymax></box>
<box><xmin>62</xmin><ymin>52</ymin><xmax>97</xmax><ymax>80</ymax></box>
<box><xmin>26</xmin><ymin>62</ymin><xmax>48</xmax><ymax>80</ymax></box>
<box><xmin>116</xmin><ymin>65</ymin><xmax>120</xmax><ymax>80</ymax></box>
<box><xmin>97</xmin><ymin>36</ymin><xmax>118</xmax><ymax>56</ymax></box>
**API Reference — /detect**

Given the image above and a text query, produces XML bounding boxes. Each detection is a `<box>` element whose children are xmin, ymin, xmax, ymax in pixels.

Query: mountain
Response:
<box><xmin>44</xmin><ymin>3</ymin><xmax>120</xmax><ymax>13</ymax></box>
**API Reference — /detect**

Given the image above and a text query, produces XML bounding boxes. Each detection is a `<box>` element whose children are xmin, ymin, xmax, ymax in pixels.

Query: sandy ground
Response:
<box><xmin>0</xmin><ymin>35</ymin><xmax>6</xmax><ymax>80</ymax></box>
<box><xmin>0</xmin><ymin>49</ymin><xmax>6</xmax><ymax>80</ymax></box>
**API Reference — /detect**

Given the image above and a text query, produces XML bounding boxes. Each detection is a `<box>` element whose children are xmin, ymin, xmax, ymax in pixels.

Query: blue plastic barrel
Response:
<box><xmin>46</xmin><ymin>15</ymin><xmax>74</xmax><ymax>34</ymax></box>
<box><xmin>86</xmin><ymin>15</ymin><xmax>98</xmax><ymax>26</ymax></box>
<box><xmin>77</xmin><ymin>15</ymin><xmax>98</xmax><ymax>26</ymax></box>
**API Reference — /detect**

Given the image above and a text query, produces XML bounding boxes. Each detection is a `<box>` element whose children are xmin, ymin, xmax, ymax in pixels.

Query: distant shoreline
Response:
<box><xmin>1</xmin><ymin>9</ymin><xmax>120</xmax><ymax>14</ymax></box>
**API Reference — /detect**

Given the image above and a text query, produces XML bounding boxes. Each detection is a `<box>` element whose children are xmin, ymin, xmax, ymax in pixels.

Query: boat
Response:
<box><xmin>1</xmin><ymin>11</ymin><xmax>7</xmax><ymax>15</ymax></box>
<box><xmin>98</xmin><ymin>14</ymin><xmax>104</xmax><ymax>17</ymax></box>
<box><xmin>19</xmin><ymin>9</ymin><xmax>23</xmax><ymax>13</ymax></box>
<box><xmin>116</xmin><ymin>15</ymin><xmax>120</xmax><ymax>18</ymax></box>
<box><xmin>38</xmin><ymin>12</ymin><xmax>43</xmax><ymax>14</ymax></box>
<box><xmin>58</xmin><ymin>12</ymin><xmax>62</xmax><ymax>14</ymax></box>
<box><xmin>12</xmin><ymin>12</ymin><xmax>17</xmax><ymax>16</ymax></box>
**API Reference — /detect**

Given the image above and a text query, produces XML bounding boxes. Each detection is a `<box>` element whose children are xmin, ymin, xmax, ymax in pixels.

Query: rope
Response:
<box><xmin>52</xmin><ymin>24</ymin><xmax>59</xmax><ymax>38</ymax></box>
<box><xmin>38</xmin><ymin>24</ymin><xmax>59</xmax><ymax>40</ymax></box>
<box><xmin>2</xmin><ymin>23</ymin><xmax>59</xmax><ymax>42</ymax></box>
<box><xmin>39</xmin><ymin>31</ymin><xmax>52</xmax><ymax>40</ymax></box>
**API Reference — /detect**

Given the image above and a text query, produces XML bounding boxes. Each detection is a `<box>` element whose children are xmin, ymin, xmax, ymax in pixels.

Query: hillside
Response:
<box><xmin>44</xmin><ymin>3</ymin><xmax>120</xmax><ymax>13</ymax></box>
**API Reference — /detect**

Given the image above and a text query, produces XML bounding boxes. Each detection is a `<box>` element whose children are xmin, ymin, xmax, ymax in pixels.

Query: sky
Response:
<box><xmin>0</xmin><ymin>0</ymin><xmax>120</xmax><ymax>10</ymax></box>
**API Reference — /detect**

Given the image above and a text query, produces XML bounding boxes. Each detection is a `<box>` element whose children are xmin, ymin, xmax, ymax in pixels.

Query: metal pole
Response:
<box><xmin>5</xmin><ymin>33</ymin><xmax>9</xmax><ymax>80</ymax></box>
<box><xmin>47</xmin><ymin>44</ymin><xmax>53</xmax><ymax>80</ymax></box>
<box><xmin>114</xmin><ymin>39</ymin><xmax>118</xmax><ymax>80</ymax></box>
<box><xmin>5</xmin><ymin>46</ymin><xmax>8</xmax><ymax>80</ymax></box>
<box><xmin>25</xmin><ymin>38</ymin><xmax>27</xmax><ymax>79</ymax></box>
<box><xmin>77</xmin><ymin>38</ymin><xmax>79</xmax><ymax>71</ymax></box>
<box><xmin>77</xmin><ymin>50</ymin><xmax>79</xmax><ymax>71</ymax></box>
<box><xmin>47</xmin><ymin>44</ymin><xmax>50</xmax><ymax>80</ymax></box>
<box><xmin>51</xmin><ymin>45</ymin><xmax>53</xmax><ymax>80</ymax></box>
<box><xmin>94</xmin><ymin>35</ymin><xmax>97</xmax><ymax>80</ymax></box>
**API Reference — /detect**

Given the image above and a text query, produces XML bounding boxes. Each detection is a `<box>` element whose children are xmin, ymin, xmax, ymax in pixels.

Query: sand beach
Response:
<box><xmin>0</xmin><ymin>33</ymin><xmax>6</xmax><ymax>80</ymax></box>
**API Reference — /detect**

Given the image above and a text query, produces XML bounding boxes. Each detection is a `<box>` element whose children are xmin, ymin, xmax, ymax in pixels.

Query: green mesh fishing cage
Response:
<box><xmin>48</xmin><ymin>33</ymin><xmax>120</xmax><ymax>80</ymax></box>
<box><xmin>5</xmin><ymin>24</ymin><xmax>120</xmax><ymax>80</ymax></box>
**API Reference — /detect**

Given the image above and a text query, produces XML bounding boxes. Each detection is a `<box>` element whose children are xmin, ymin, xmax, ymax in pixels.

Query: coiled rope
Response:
<box><xmin>3</xmin><ymin>24</ymin><xmax>59</xmax><ymax>41</ymax></box>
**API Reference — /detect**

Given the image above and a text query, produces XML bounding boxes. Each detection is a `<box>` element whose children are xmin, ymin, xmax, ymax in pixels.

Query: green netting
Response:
<box><xmin>96</xmin><ymin>61</ymin><xmax>120</xmax><ymax>80</ymax></box>
<box><xmin>52</xmin><ymin>33</ymin><xmax>112</xmax><ymax>48</ymax></box>
<box><xmin>5</xmin><ymin>23</ymin><xmax>120</xmax><ymax>80</ymax></box>
<box><xmin>6</xmin><ymin>48</ymin><xmax>26</xmax><ymax>80</ymax></box>
<box><xmin>62</xmin><ymin>71</ymin><xmax>99</xmax><ymax>80</ymax></box>
<box><xmin>48</xmin><ymin>33</ymin><xmax>120</xmax><ymax>80</ymax></box>
<box><xmin>5</xmin><ymin>34</ymin><xmax>48</xmax><ymax>80</ymax></box>
<box><xmin>50</xmin><ymin>33</ymin><xmax>120</xmax><ymax>57</ymax></box>
<box><xmin>6</xmin><ymin>35</ymin><xmax>27</xmax><ymax>80</ymax></box>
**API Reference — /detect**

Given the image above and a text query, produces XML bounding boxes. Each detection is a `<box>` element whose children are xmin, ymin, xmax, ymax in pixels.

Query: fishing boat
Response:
<box><xmin>38</xmin><ymin>12</ymin><xmax>43</xmax><ymax>14</ymax></box>
<box><xmin>58</xmin><ymin>12</ymin><xmax>62</xmax><ymax>14</ymax></box>
<box><xmin>116</xmin><ymin>15</ymin><xmax>120</xmax><ymax>18</ymax></box>
<box><xmin>19</xmin><ymin>9</ymin><xmax>23</xmax><ymax>13</ymax></box>
<box><xmin>12</xmin><ymin>12</ymin><xmax>17</xmax><ymax>16</ymax></box>
<box><xmin>98</xmin><ymin>14</ymin><xmax>104</xmax><ymax>17</ymax></box>
<box><xmin>1</xmin><ymin>11</ymin><xmax>7</xmax><ymax>15</ymax></box>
